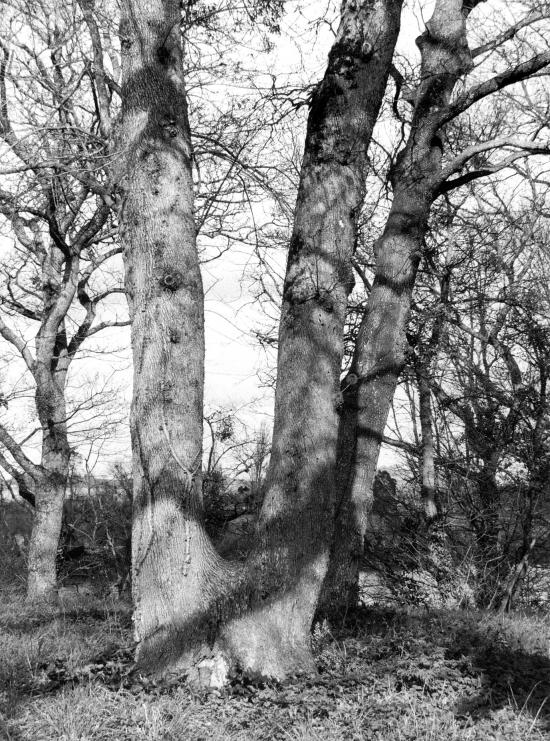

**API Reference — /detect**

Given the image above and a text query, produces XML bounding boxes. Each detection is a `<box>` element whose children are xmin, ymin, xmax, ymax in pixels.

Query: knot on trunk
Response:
<box><xmin>159</xmin><ymin>116</ymin><xmax>179</xmax><ymax>138</ymax></box>
<box><xmin>159</xmin><ymin>269</ymin><xmax>184</xmax><ymax>291</ymax></box>
<box><xmin>342</xmin><ymin>372</ymin><xmax>359</xmax><ymax>391</ymax></box>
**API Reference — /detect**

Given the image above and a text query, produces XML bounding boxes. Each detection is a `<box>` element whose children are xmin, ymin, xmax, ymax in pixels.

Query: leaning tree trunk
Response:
<box><xmin>221</xmin><ymin>0</ymin><xmax>403</xmax><ymax>677</ymax></box>
<box><xmin>322</xmin><ymin>0</ymin><xmax>482</xmax><ymax>615</ymax></box>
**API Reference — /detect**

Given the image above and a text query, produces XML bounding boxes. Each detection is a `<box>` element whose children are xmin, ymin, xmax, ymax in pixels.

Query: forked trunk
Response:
<box><xmin>121</xmin><ymin>0</ymin><xmax>402</xmax><ymax>682</ymax></box>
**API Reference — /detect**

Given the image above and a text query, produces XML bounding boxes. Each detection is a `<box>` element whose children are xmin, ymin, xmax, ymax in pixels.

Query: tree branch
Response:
<box><xmin>78</xmin><ymin>0</ymin><xmax>112</xmax><ymax>139</ymax></box>
<box><xmin>440</xmin><ymin>137</ymin><xmax>550</xmax><ymax>183</ymax></box>
<box><xmin>471</xmin><ymin>12</ymin><xmax>550</xmax><ymax>59</ymax></box>
<box><xmin>443</xmin><ymin>50</ymin><xmax>550</xmax><ymax>125</ymax></box>
<box><xmin>0</xmin><ymin>313</ymin><xmax>36</xmax><ymax>374</ymax></box>
<box><xmin>0</xmin><ymin>423</ymin><xmax>42</xmax><ymax>479</ymax></box>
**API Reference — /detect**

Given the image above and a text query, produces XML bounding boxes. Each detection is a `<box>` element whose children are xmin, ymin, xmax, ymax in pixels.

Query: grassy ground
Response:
<box><xmin>1</xmin><ymin>586</ymin><xmax>550</xmax><ymax>740</ymax></box>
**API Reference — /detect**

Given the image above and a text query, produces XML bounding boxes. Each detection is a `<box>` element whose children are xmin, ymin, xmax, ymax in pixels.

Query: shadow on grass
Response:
<box><xmin>331</xmin><ymin>606</ymin><xmax>550</xmax><ymax>730</ymax></box>
<box><xmin>450</xmin><ymin>623</ymin><xmax>550</xmax><ymax>729</ymax></box>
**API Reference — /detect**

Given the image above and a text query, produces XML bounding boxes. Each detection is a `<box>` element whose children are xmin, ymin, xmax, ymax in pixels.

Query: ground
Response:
<box><xmin>1</xmin><ymin>586</ymin><xmax>550</xmax><ymax>740</ymax></box>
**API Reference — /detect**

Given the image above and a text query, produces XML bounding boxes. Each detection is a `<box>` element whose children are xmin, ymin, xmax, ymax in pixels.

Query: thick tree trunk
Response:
<box><xmin>320</xmin><ymin>183</ymin><xmax>432</xmax><ymax>614</ymax></box>
<box><xmin>221</xmin><ymin>0</ymin><xmax>402</xmax><ymax>676</ymax></box>
<box><xmin>120</xmin><ymin>0</ymin><xmax>234</xmax><ymax>678</ymax></box>
<box><xmin>322</xmin><ymin>0</ymin><xmax>480</xmax><ymax>615</ymax></box>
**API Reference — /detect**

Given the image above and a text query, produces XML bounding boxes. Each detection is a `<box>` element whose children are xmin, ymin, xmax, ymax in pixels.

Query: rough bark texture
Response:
<box><xmin>26</xmin><ymin>481</ymin><xmax>65</xmax><ymax>601</ymax></box>
<box><xmin>221</xmin><ymin>0</ymin><xmax>403</xmax><ymax>676</ymax></box>
<box><xmin>322</xmin><ymin>0</ymin><xmax>482</xmax><ymax>614</ymax></box>
<box><xmin>120</xmin><ymin>0</ymin><xmax>234</xmax><ymax>678</ymax></box>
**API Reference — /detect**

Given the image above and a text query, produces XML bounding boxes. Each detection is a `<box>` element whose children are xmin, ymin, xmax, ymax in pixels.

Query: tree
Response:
<box><xmin>121</xmin><ymin>0</ymin><xmax>403</xmax><ymax>681</ymax></box>
<box><xmin>324</xmin><ymin>0</ymin><xmax>550</xmax><ymax>613</ymax></box>
<box><xmin>0</xmin><ymin>0</ymin><xmax>126</xmax><ymax>601</ymax></box>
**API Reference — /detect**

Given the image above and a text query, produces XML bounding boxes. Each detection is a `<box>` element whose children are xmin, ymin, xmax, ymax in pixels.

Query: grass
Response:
<box><xmin>1</xmin><ymin>587</ymin><xmax>550</xmax><ymax>740</ymax></box>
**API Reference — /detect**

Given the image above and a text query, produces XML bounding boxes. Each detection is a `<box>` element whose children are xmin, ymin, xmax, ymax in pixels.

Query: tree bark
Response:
<box><xmin>221</xmin><ymin>0</ymin><xmax>403</xmax><ymax>676</ymax></box>
<box><xmin>25</xmin><ymin>316</ymin><xmax>73</xmax><ymax>603</ymax></box>
<box><xmin>322</xmin><ymin>0</ymin><xmax>482</xmax><ymax>615</ymax></box>
<box><xmin>26</xmin><ymin>479</ymin><xmax>65</xmax><ymax>601</ymax></box>
<box><xmin>120</xmin><ymin>0</ymin><xmax>234</xmax><ymax>678</ymax></box>
<box><xmin>25</xmin><ymin>369</ymin><xmax>72</xmax><ymax>602</ymax></box>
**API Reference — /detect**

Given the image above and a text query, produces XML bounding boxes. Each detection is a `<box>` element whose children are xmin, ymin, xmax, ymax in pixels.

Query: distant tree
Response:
<box><xmin>236</xmin><ymin>422</ymin><xmax>271</xmax><ymax>501</ymax></box>
<box><xmin>421</xmin><ymin>197</ymin><xmax>550</xmax><ymax>608</ymax></box>
<box><xmin>0</xmin><ymin>0</ymin><xmax>126</xmax><ymax>601</ymax></box>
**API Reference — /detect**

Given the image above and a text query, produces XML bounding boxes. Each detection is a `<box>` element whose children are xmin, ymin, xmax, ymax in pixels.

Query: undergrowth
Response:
<box><xmin>1</xmin><ymin>587</ymin><xmax>550</xmax><ymax>740</ymax></box>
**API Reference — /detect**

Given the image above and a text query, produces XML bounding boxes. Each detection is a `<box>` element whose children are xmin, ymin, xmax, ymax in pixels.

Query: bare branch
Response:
<box><xmin>0</xmin><ymin>313</ymin><xmax>36</xmax><ymax>374</ymax></box>
<box><xmin>83</xmin><ymin>319</ymin><xmax>131</xmax><ymax>338</ymax></box>
<box><xmin>0</xmin><ymin>422</ymin><xmax>42</xmax><ymax>479</ymax></box>
<box><xmin>471</xmin><ymin>12</ymin><xmax>550</xmax><ymax>59</ymax></box>
<box><xmin>441</xmin><ymin>137</ymin><xmax>550</xmax><ymax>182</ymax></box>
<box><xmin>78</xmin><ymin>0</ymin><xmax>112</xmax><ymax>139</ymax></box>
<box><xmin>444</xmin><ymin>50</ymin><xmax>550</xmax><ymax>124</ymax></box>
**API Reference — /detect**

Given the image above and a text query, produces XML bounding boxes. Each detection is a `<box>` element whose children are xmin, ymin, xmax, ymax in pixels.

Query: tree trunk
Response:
<box><xmin>221</xmin><ymin>0</ymin><xmax>402</xmax><ymax>676</ymax></box>
<box><xmin>417</xmin><ymin>366</ymin><xmax>438</xmax><ymax>520</ymax></box>
<box><xmin>120</xmin><ymin>0</ymin><xmax>235</xmax><ymax>678</ymax></box>
<box><xmin>322</xmin><ymin>0</ymin><xmax>480</xmax><ymax>616</ymax></box>
<box><xmin>26</xmin><ymin>373</ymin><xmax>71</xmax><ymax>602</ymax></box>
<box><xmin>496</xmin><ymin>537</ymin><xmax>536</xmax><ymax>613</ymax></box>
<box><xmin>26</xmin><ymin>478</ymin><xmax>65</xmax><ymax>602</ymax></box>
